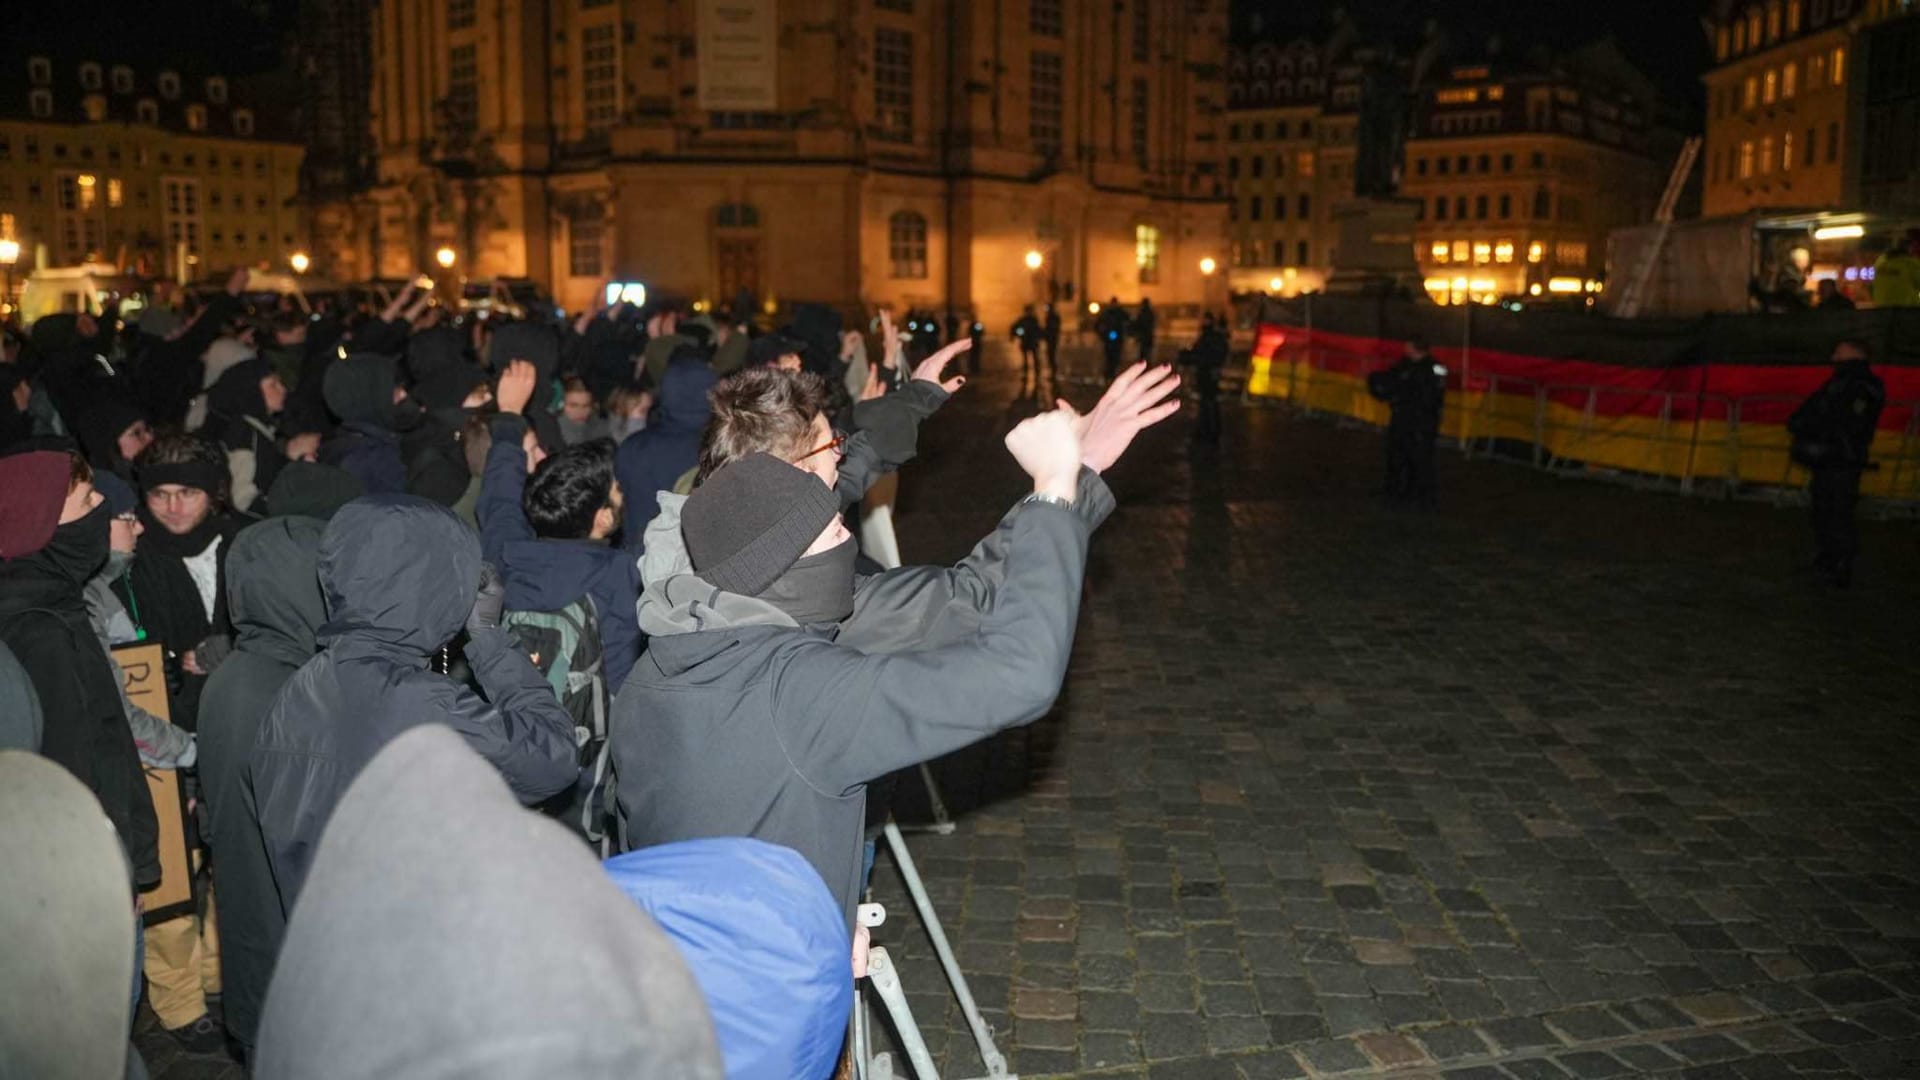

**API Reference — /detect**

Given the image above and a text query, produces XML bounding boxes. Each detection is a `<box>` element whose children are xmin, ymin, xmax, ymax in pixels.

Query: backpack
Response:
<box><xmin>501</xmin><ymin>596</ymin><xmax>616</xmax><ymax>854</ymax></box>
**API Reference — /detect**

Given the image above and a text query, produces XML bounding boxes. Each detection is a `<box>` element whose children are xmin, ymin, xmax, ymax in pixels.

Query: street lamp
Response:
<box><xmin>0</xmin><ymin>237</ymin><xmax>18</xmax><ymax>318</ymax></box>
<box><xmin>1199</xmin><ymin>256</ymin><xmax>1218</xmax><ymax>276</ymax></box>
<box><xmin>289</xmin><ymin>251</ymin><xmax>311</xmax><ymax>275</ymax></box>
<box><xmin>1023</xmin><ymin>249</ymin><xmax>1044</xmax><ymax>271</ymax></box>
<box><xmin>1268</xmin><ymin>276</ymin><xmax>1283</xmax><ymax>292</ymax></box>
<box><xmin>435</xmin><ymin>246</ymin><xmax>457</xmax><ymax>270</ymax></box>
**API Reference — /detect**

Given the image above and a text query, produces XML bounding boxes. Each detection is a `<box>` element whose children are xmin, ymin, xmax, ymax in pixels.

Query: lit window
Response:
<box><xmin>1452</xmin><ymin>240</ymin><xmax>1469</xmax><ymax>262</ymax></box>
<box><xmin>1494</xmin><ymin>241</ymin><xmax>1514</xmax><ymax>263</ymax></box>
<box><xmin>1473</xmin><ymin>241</ymin><xmax>1491</xmax><ymax>264</ymax></box>
<box><xmin>888</xmin><ymin>211</ymin><xmax>928</xmax><ymax>279</ymax></box>
<box><xmin>1297</xmin><ymin>151</ymin><xmax>1314</xmax><ymax>177</ymax></box>
<box><xmin>186</xmin><ymin>104</ymin><xmax>207</xmax><ymax>132</ymax></box>
<box><xmin>107</xmin><ymin>178</ymin><xmax>122</xmax><ymax>207</ymax></box>
<box><xmin>1782</xmin><ymin>131</ymin><xmax>1794</xmax><ymax>171</ymax></box>
<box><xmin>1431</xmin><ymin>242</ymin><xmax>1450</xmax><ymax>263</ymax></box>
<box><xmin>1782</xmin><ymin>63</ymin><xmax>1797</xmax><ymax>98</ymax></box>
<box><xmin>1739</xmin><ymin>139</ymin><xmax>1755</xmax><ymax>178</ymax></box>
<box><xmin>83</xmin><ymin>96</ymin><xmax>107</xmax><ymax>123</ymax></box>
<box><xmin>1760</xmin><ymin>134</ymin><xmax>1774</xmax><ymax>173</ymax></box>
<box><xmin>1830</xmin><ymin>47</ymin><xmax>1844</xmax><ymax>85</ymax></box>
<box><xmin>1527</xmin><ymin>241</ymin><xmax>1544</xmax><ymax>263</ymax></box>
<box><xmin>1763</xmin><ymin>69</ymin><xmax>1777</xmax><ymax>104</ymax></box>
<box><xmin>1743</xmin><ymin>76</ymin><xmax>1758</xmax><ymax>109</ymax></box>
<box><xmin>1135</xmin><ymin>223</ymin><xmax>1160</xmax><ymax>284</ymax></box>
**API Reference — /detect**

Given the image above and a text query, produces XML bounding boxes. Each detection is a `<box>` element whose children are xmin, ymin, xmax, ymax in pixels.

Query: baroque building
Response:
<box><xmin>319</xmin><ymin>0</ymin><xmax>1230</xmax><ymax>326</ymax></box>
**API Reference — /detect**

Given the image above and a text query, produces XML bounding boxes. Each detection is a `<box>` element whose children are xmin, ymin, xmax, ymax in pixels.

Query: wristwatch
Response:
<box><xmin>1020</xmin><ymin>491</ymin><xmax>1075</xmax><ymax>510</ymax></box>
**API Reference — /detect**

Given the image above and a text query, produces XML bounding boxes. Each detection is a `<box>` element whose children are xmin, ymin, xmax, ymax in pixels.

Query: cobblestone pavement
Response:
<box><xmin>138</xmin><ymin>350</ymin><xmax>1920</xmax><ymax>1078</ymax></box>
<box><xmin>864</xmin><ymin>353</ymin><xmax>1920</xmax><ymax>1078</ymax></box>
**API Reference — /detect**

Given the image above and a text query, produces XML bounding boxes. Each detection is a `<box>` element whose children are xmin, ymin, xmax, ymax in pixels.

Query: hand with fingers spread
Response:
<box><xmin>496</xmin><ymin>359</ymin><xmax>539</xmax><ymax>416</ymax></box>
<box><xmin>1059</xmin><ymin>361</ymin><xmax>1182</xmax><ymax>474</ymax></box>
<box><xmin>912</xmin><ymin>337</ymin><xmax>971</xmax><ymax>394</ymax></box>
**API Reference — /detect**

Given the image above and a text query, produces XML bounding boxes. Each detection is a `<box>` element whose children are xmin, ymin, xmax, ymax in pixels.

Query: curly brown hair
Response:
<box><xmin>695</xmin><ymin>367</ymin><xmax>829</xmax><ymax>486</ymax></box>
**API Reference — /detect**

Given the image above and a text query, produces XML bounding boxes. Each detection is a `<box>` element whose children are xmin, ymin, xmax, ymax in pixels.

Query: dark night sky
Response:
<box><xmin>1236</xmin><ymin>0</ymin><xmax>1711</xmax><ymax>119</ymax></box>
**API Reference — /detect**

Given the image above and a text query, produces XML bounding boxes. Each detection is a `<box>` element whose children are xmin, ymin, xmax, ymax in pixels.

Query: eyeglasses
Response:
<box><xmin>797</xmin><ymin>430</ymin><xmax>848</xmax><ymax>462</ymax></box>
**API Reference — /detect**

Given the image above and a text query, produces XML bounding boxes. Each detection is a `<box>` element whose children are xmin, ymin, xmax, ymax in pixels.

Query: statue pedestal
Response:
<box><xmin>1324</xmin><ymin>197</ymin><xmax>1425</xmax><ymax>297</ymax></box>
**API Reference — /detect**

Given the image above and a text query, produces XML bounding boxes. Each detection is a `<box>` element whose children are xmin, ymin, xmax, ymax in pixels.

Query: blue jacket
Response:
<box><xmin>480</xmin><ymin>413</ymin><xmax>644</xmax><ymax>689</ymax></box>
<box><xmin>615</xmin><ymin>358</ymin><xmax>717</xmax><ymax>549</ymax></box>
<box><xmin>318</xmin><ymin>421</ymin><xmax>406</xmax><ymax>495</ymax></box>
<box><xmin>604</xmin><ymin>839</ymin><xmax>850</xmax><ymax>1080</ymax></box>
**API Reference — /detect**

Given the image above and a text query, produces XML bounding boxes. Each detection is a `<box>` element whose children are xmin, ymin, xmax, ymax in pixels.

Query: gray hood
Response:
<box><xmin>634</xmin><ymin>489</ymin><xmax>798</xmax><ymax>639</ymax></box>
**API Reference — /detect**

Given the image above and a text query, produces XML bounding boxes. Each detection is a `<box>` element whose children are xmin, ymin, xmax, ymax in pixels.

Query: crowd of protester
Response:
<box><xmin>0</xmin><ymin>266</ymin><xmax>1181</xmax><ymax>1077</ymax></box>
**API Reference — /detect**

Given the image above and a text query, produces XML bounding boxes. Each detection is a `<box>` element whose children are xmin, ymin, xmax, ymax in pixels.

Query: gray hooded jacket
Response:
<box><xmin>615</xmin><ymin>469</ymin><xmax>1115</xmax><ymax>920</ymax></box>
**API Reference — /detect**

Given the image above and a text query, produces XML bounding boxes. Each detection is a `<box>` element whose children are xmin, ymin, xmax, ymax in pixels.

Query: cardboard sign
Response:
<box><xmin>115</xmin><ymin>643</ymin><xmax>196</xmax><ymax>925</ymax></box>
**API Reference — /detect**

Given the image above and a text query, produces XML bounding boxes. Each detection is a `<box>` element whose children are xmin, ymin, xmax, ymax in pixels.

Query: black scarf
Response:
<box><xmin>759</xmin><ymin>537</ymin><xmax>857</xmax><ymax>626</ymax></box>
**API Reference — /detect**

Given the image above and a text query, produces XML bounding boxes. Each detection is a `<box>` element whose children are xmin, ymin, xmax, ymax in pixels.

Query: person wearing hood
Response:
<box><xmin>198</xmin><ymin>509</ymin><xmax>333</xmax><ymax>1058</ymax></box>
<box><xmin>399</xmin><ymin>325</ymin><xmax>491</xmax><ymax>508</ymax></box>
<box><xmin>135</xmin><ymin>267</ymin><xmax>248</xmax><ymax>429</ymax></box>
<box><xmin>204</xmin><ymin>357</ymin><xmax>290</xmax><ymax>513</ymax></box>
<box><xmin>254</xmin><ymin>725</ymin><xmax>722</xmax><ymax>1079</ymax></box>
<box><xmin>186</xmin><ymin>334</ymin><xmax>261</xmax><ymax>431</ymax></box>
<box><xmin>247</xmin><ymin>494</ymin><xmax>579</xmax><ymax>911</ymax></box>
<box><xmin>82</xmin><ymin>472</ymin><xmax>197</xmax><ymax>770</ymax></box>
<box><xmin>487</xmin><ymin>320</ymin><xmax>565</xmax><ymax>449</ymax></box>
<box><xmin>68</xmin><ymin>394</ymin><xmax>153</xmax><ymax>484</ymax></box>
<box><xmin>612</xmin><ymin>364</ymin><xmax>1180</xmax><ymax>922</ymax></box>
<box><xmin>0</xmin><ymin>447</ymin><xmax>162</xmax><ymax>893</ymax></box>
<box><xmin>122</xmin><ymin>432</ymin><xmax>245</xmax><ymax>731</ymax></box>
<box><xmin>0</xmin><ymin>363</ymin><xmax>38</xmax><ymax>449</ymax></box>
<box><xmin>482</xmin><ymin>361</ymin><xmax>641</xmax><ymax>688</ymax></box>
<box><xmin>319</xmin><ymin>351</ymin><xmax>409</xmax><ymax>494</ymax></box>
<box><xmin>29</xmin><ymin>309</ymin><xmax>126</xmax><ymax>426</ymax></box>
<box><xmin>615</xmin><ymin>347</ymin><xmax>717</xmax><ymax>547</ymax></box>
<box><xmin>558</xmin><ymin>376</ymin><xmax>611</xmax><ymax>445</ymax></box>
<box><xmin>604</xmin><ymin>838</ymin><xmax>851</xmax><ymax>1080</ymax></box>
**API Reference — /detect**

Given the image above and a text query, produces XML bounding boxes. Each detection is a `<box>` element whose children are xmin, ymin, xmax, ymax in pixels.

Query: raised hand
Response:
<box><xmin>912</xmin><ymin>337</ymin><xmax>971</xmax><ymax>394</ymax></box>
<box><xmin>1059</xmin><ymin>362</ymin><xmax>1181</xmax><ymax>474</ymax></box>
<box><xmin>496</xmin><ymin>359</ymin><xmax>538</xmax><ymax>415</ymax></box>
<box><xmin>1004</xmin><ymin>409</ymin><xmax>1082</xmax><ymax>503</ymax></box>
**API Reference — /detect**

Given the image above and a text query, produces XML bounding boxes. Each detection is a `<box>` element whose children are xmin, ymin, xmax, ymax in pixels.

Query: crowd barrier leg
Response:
<box><xmin>879</xmin><ymin>820</ymin><xmax>1015</xmax><ymax>1080</ymax></box>
<box><xmin>864</xmin><ymin>948</ymin><xmax>940</xmax><ymax>1080</ymax></box>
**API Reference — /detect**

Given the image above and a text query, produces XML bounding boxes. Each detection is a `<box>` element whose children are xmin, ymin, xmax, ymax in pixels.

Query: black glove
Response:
<box><xmin>467</xmin><ymin>562</ymin><xmax>506</xmax><ymax>634</ymax></box>
<box><xmin>193</xmin><ymin>634</ymin><xmax>233</xmax><ymax>674</ymax></box>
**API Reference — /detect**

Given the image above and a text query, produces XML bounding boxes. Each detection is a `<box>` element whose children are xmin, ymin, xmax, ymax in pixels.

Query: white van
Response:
<box><xmin>17</xmin><ymin>264</ymin><xmax>148</xmax><ymax>329</ymax></box>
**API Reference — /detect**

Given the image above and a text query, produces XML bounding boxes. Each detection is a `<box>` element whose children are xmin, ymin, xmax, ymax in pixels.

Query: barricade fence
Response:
<box><xmin>1245</xmin><ymin>321</ymin><xmax>1920</xmax><ymax>514</ymax></box>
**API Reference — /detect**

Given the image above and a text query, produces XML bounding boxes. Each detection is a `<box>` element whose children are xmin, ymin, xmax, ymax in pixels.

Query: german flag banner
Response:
<box><xmin>1246</xmin><ymin>322</ymin><xmax>1920</xmax><ymax>501</ymax></box>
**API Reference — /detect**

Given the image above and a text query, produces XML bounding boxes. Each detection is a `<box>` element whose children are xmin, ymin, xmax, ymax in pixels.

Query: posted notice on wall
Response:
<box><xmin>697</xmin><ymin>0</ymin><xmax>779</xmax><ymax>112</ymax></box>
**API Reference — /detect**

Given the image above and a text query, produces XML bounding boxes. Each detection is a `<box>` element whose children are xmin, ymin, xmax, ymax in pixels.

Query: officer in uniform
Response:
<box><xmin>1788</xmin><ymin>339</ymin><xmax>1885</xmax><ymax>588</ymax></box>
<box><xmin>1042</xmin><ymin>304</ymin><xmax>1062</xmax><ymax>386</ymax></box>
<box><xmin>1011</xmin><ymin>305</ymin><xmax>1043</xmax><ymax>388</ymax></box>
<box><xmin>1180</xmin><ymin>312</ymin><xmax>1230</xmax><ymax>443</ymax></box>
<box><xmin>1366</xmin><ymin>336</ymin><xmax>1447</xmax><ymax>507</ymax></box>
<box><xmin>1095</xmin><ymin>298</ymin><xmax>1129</xmax><ymax>382</ymax></box>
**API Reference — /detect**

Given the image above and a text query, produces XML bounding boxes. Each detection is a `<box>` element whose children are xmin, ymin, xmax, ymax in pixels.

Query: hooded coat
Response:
<box><xmin>205</xmin><ymin>357</ymin><xmax>287</xmax><ymax>512</ymax></box>
<box><xmin>133</xmin><ymin>293</ymin><xmax>242</xmax><ymax>429</ymax></box>
<box><xmin>247</xmin><ymin>494</ymin><xmax>578</xmax><ymax>910</ymax></box>
<box><xmin>613</xmin><ymin>472</ymin><xmax>1112</xmax><ymax>921</ymax></box>
<box><xmin>69</xmin><ymin>396</ymin><xmax>147</xmax><ymax>484</ymax></box>
<box><xmin>318</xmin><ymin>353</ymin><xmax>407</xmax><ymax>494</ymax></box>
<box><xmin>488</xmin><ymin>321</ymin><xmax>565</xmax><ymax>449</ymax></box>
<box><xmin>198</xmin><ymin>515</ymin><xmax>328</xmax><ymax>1050</ymax></box>
<box><xmin>480</xmin><ymin>413</ymin><xmax>644</xmax><ymax>690</ymax></box>
<box><xmin>604</xmin><ymin>839</ymin><xmax>851</xmax><ymax>1080</ymax></box>
<box><xmin>254</xmin><ymin>725</ymin><xmax>722</xmax><ymax>1080</ymax></box>
<box><xmin>0</xmin><ymin>501</ymin><xmax>161</xmax><ymax>887</ymax></box>
<box><xmin>400</xmin><ymin>326</ymin><xmax>485</xmax><ymax>507</ymax></box>
<box><xmin>614</xmin><ymin>357</ymin><xmax>717</xmax><ymax>548</ymax></box>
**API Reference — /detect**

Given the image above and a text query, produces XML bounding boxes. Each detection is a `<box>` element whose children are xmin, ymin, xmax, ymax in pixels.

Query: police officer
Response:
<box><xmin>1011</xmin><ymin>305</ymin><xmax>1043</xmax><ymax>388</ymax></box>
<box><xmin>1180</xmin><ymin>312</ymin><xmax>1229</xmax><ymax>443</ymax></box>
<box><xmin>1366</xmin><ymin>335</ymin><xmax>1447</xmax><ymax>507</ymax></box>
<box><xmin>1042</xmin><ymin>304</ymin><xmax>1062</xmax><ymax>387</ymax></box>
<box><xmin>1787</xmin><ymin>339</ymin><xmax>1885</xmax><ymax>588</ymax></box>
<box><xmin>1134</xmin><ymin>297</ymin><xmax>1158</xmax><ymax>364</ymax></box>
<box><xmin>1096</xmin><ymin>298</ymin><xmax>1128</xmax><ymax>382</ymax></box>
<box><xmin>966</xmin><ymin>312</ymin><xmax>984</xmax><ymax>376</ymax></box>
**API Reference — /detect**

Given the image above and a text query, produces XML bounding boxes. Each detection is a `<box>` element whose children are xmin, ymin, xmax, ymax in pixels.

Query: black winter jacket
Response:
<box><xmin>246</xmin><ymin>495</ymin><xmax>579</xmax><ymax>911</ymax></box>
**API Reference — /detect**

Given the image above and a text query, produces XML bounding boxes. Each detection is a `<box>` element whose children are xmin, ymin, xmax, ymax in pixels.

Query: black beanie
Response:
<box><xmin>681</xmin><ymin>454</ymin><xmax>839</xmax><ymax>597</ymax></box>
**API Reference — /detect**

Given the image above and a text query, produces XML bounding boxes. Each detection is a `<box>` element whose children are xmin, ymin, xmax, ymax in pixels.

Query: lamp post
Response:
<box><xmin>0</xmin><ymin>237</ymin><xmax>18</xmax><ymax>319</ymax></box>
<box><xmin>289</xmin><ymin>251</ymin><xmax>311</xmax><ymax>275</ymax></box>
<box><xmin>435</xmin><ymin>246</ymin><xmax>457</xmax><ymax>271</ymax></box>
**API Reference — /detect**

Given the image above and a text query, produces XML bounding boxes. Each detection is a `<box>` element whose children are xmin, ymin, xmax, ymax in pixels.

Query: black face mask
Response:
<box><xmin>40</xmin><ymin>500</ymin><xmax>112</xmax><ymax>588</ymax></box>
<box><xmin>760</xmin><ymin>536</ymin><xmax>857</xmax><ymax>626</ymax></box>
